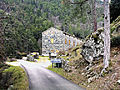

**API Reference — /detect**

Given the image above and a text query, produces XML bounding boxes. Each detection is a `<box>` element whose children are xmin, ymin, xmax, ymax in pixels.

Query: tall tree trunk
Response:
<box><xmin>91</xmin><ymin>0</ymin><xmax>97</xmax><ymax>32</ymax></box>
<box><xmin>102</xmin><ymin>0</ymin><xmax>110</xmax><ymax>73</ymax></box>
<box><xmin>93</xmin><ymin>0</ymin><xmax>97</xmax><ymax>31</ymax></box>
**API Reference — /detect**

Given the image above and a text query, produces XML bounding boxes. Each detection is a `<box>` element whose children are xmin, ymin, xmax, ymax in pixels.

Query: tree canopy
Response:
<box><xmin>110</xmin><ymin>0</ymin><xmax>120</xmax><ymax>22</ymax></box>
<box><xmin>0</xmin><ymin>0</ymin><xmax>104</xmax><ymax>57</ymax></box>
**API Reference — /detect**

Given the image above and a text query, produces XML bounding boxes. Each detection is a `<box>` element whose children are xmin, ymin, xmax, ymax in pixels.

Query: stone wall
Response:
<box><xmin>42</xmin><ymin>27</ymin><xmax>82</xmax><ymax>56</ymax></box>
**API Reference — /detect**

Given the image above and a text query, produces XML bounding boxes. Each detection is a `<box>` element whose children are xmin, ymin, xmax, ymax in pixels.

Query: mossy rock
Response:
<box><xmin>72</xmin><ymin>45</ymin><xmax>80</xmax><ymax>51</ymax></box>
<box><xmin>86</xmin><ymin>34</ymin><xmax>91</xmax><ymax>40</ymax></box>
<box><xmin>85</xmin><ymin>28</ymin><xmax>103</xmax><ymax>41</ymax></box>
<box><xmin>97</xmin><ymin>28</ymin><xmax>104</xmax><ymax>33</ymax></box>
<box><xmin>92</xmin><ymin>33</ymin><xmax>99</xmax><ymax>39</ymax></box>
<box><xmin>111</xmin><ymin>25</ymin><xmax>116</xmax><ymax>33</ymax></box>
<box><xmin>111</xmin><ymin>16</ymin><xmax>120</xmax><ymax>33</ymax></box>
<box><xmin>112</xmin><ymin>16</ymin><xmax>120</xmax><ymax>25</ymax></box>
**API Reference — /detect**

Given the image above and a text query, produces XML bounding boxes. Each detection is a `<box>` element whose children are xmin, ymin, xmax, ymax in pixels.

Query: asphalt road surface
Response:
<box><xmin>20</xmin><ymin>61</ymin><xmax>85</xmax><ymax>90</ymax></box>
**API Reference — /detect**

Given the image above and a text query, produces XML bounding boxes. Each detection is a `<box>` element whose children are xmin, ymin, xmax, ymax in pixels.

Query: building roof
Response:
<box><xmin>42</xmin><ymin>27</ymin><xmax>81</xmax><ymax>40</ymax></box>
<box><xmin>42</xmin><ymin>27</ymin><xmax>62</xmax><ymax>34</ymax></box>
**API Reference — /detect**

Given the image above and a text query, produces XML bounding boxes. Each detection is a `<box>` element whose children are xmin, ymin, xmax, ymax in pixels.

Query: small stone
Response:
<box><xmin>81</xmin><ymin>73</ymin><xmax>84</xmax><ymax>75</ymax></box>
<box><xmin>117</xmin><ymin>80</ymin><xmax>120</xmax><ymax>84</ymax></box>
<box><xmin>88</xmin><ymin>78</ymin><xmax>92</xmax><ymax>83</ymax></box>
<box><xmin>88</xmin><ymin>76</ymin><xmax>96</xmax><ymax>83</ymax></box>
<box><xmin>87</xmin><ymin>85</ymin><xmax>90</xmax><ymax>87</ymax></box>
<box><xmin>86</xmin><ymin>75</ymin><xmax>91</xmax><ymax>78</ymax></box>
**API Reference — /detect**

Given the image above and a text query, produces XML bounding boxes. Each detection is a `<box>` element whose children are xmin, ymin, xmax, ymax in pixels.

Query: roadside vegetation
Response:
<box><xmin>47</xmin><ymin>65</ymin><xmax>86</xmax><ymax>89</ymax></box>
<box><xmin>0</xmin><ymin>63</ymin><xmax>29</xmax><ymax>90</ymax></box>
<box><xmin>48</xmin><ymin>46</ymin><xmax>120</xmax><ymax>90</ymax></box>
<box><xmin>0</xmin><ymin>0</ymin><xmax>120</xmax><ymax>89</ymax></box>
<box><xmin>47</xmin><ymin>65</ymin><xmax>66</xmax><ymax>77</ymax></box>
<box><xmin>48</xmin><ymin>15</ymin><xmax>120</xmax><ymax>89</ymax></box>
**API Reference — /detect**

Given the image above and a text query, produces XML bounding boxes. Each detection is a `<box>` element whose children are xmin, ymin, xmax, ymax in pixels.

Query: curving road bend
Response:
<box><xmin>20</xmin><ymin>61</ymin><xmax>85</xmax><ymax>90</ymax></box>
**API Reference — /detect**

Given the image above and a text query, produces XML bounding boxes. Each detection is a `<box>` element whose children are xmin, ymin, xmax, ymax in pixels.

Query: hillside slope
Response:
<box><xmin>50</xmin><ymin>16</ymin><xmax>120</xmax><ymax>89</ymax></box>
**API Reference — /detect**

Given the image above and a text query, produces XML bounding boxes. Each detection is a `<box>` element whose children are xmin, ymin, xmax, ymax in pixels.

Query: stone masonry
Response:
<box><xmin>42</xmin><ymin>27</ymin><xmax>82</xmax><ymax>56</ymax></box>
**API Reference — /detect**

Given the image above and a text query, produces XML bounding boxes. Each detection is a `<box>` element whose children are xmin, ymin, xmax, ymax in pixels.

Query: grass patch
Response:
<box><xmin>47</xmin><ymin>65</ymin><xmax>86</xmax><ymax>89</ymax></box>
<box><xmin>7</xmin><ymin>61</ymin><xmax>17</xmax><ymax>62</ymax></box>
<box><xmin>0</xmin><ymin>65</ymin><xmax>29</xmax><ymax>90</ymax></box>
<box><xmin>47</xmin><ymin>65</ymin><xmax>66</xmax><ymax>77</ymax></box>
<box><xmin>37</xmin><ymin>56</ymin><xmax>49</xmax><ymax>62</ymax></box>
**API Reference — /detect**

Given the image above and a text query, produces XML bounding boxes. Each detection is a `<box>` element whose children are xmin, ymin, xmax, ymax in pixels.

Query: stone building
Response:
<box><xmin>42</xmin><ymin>27</ymin><xmax>82</xmax><ymax>56</ymax></box>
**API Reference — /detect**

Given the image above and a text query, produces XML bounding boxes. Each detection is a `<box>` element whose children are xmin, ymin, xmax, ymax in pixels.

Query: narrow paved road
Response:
<box><xmin>20</xmin><ymin>61</ymin><xmax>85</xmax><ymax>90</ymax></box>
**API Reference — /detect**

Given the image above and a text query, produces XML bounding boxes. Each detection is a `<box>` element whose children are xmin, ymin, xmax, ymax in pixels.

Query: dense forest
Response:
<box><xmin>0</xmin><ymin>0</ymin><xmax>119</xmax><ymax>57</ymax></box>
<box><xmin>0</xmin><ymin>0</ymin><xmax>120</xmax><ymax>90</ymax></box>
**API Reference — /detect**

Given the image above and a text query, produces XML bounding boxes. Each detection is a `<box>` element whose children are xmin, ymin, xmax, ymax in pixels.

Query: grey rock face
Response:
<box><xmin>61</xmin><ymin>59</ymin><xmax>72</xmax><ymax>72</ymax></box>
<box><xmin>27</xmin><ymin>55</ymin><xmax>34</xmax><ymax>61</ymax></box>
<box><xmin>81</xmin><ymin>28</ymin><xmax>104</xmax><ymax>64</ymax></box>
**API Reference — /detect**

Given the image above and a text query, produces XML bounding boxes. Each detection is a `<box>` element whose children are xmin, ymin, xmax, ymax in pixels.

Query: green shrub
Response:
<box><xmin>0</xmin><ymin>66</ymin><xmax>29</xmax><ymax>90</ymax></box>
<box><xmin>111</xmin><ymin>36</ymin><xmax>120</xmax><ymax>47</ymax></box>
<box><xmin>16</xmin><ymin>52</ymin><xmax>27</xmax><ymax>59</ymax></box>
<box><xmin>0</xmin><ymin>63</ymin><xmax>9</xmax><ymax>68</ymax></box>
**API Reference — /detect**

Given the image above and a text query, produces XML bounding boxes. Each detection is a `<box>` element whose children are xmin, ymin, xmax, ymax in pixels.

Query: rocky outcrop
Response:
<box><xmin>81</xmin><ymin>16</ymin><xmax>120</xmax><ymax>64</ymax></box>
<box><xmin>81</xmin><ymin>28</ymin><xmax>104</xmax><ymax>64</ymax></box>
<box><xmin>61</xmin><ymin>59</ymin><xmax>72</xmax><ymax>72</ymax></box>
<box><xmin>27</xmin><ymin>55</ymin><xmax>34</xmax><ymax>61</ymax></box>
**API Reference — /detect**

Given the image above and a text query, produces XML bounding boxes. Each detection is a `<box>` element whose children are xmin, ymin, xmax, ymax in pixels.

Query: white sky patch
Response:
<box><xmin>101</xmin><ymin>0</ymin><xmax>111</xmax><ymax>3</ymax></box>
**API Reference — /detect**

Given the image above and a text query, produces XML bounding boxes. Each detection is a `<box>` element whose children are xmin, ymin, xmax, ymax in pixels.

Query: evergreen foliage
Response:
<box><xmin>110</xmin><ymin>0</ymin><xmax>120</xmax><ymax>22</ymax></box>
<box><xmin>0</xmin><ymin>0</ymin><xmax>104</xmax><ymax>57</ymax></box>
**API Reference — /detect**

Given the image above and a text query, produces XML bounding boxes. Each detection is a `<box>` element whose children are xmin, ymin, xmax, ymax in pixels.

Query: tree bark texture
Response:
<box><xmin>92</xmin><ymin>0</ymin><xmax>97</xmax><ymax>32</ymax></box>
<box><xmin>103</xmin><ymin>0</ymin><xmax>110</xmax><ymax>69</ymax></box>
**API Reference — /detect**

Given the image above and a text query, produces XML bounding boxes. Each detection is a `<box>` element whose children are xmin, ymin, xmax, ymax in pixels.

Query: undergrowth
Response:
<box><xmin>0</xmin><ymin>64</ymin><xmax>29</xmax><ymax>90</ymax></box>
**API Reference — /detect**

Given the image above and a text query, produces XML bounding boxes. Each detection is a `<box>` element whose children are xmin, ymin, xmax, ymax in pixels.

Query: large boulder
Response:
<box><xmin>81</xmin><ymin>28</ymin><xmax>104</xmax><ymax>64</ymax></box>
<box><xmin>81</xmin><ymin>16</ymin><xmax>120</xmax><ymax>64</ymax></box>
<box><xmin>33</xmin><ymin>53</ymin><xmax>39</xmax><ymax>59</ymax></box>
<box><xmin>27</xmin><ymin>55</ymin><xmax>34</xmax><ymax>61</ymax></box>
